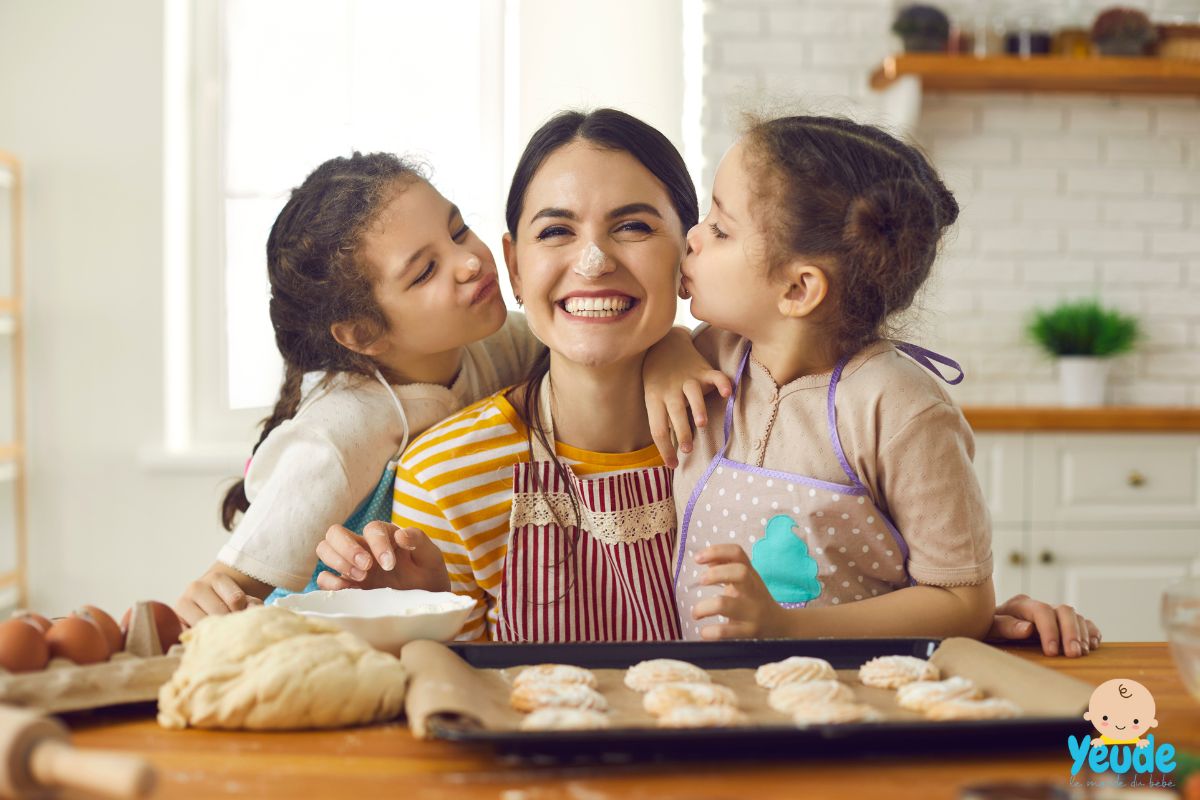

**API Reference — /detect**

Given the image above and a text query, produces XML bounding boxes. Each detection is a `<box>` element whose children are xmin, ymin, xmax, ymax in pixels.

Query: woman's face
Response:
<box><xmin>504</xmin><ymin>142</ymin><xmax>684</xmax><ymax>370</ymax></box>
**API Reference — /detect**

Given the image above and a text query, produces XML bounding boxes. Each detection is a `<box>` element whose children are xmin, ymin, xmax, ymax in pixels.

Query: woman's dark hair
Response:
<box><xmin>504</xmin><ymin>109</ymin><xmax>697</xmax><ymax>582</ymax></box>
<box><xmin>220</xmin><ymin>152</ymin><xmax>424</xmax><ymax>530</ymax></box>
<box><xmin>741</xmin><ymin>114</ymin><xmax>959</xmax><ymax>357</ymax></box>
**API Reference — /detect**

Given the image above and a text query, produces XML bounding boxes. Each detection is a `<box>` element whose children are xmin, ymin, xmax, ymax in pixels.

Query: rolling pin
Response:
<box><xmin>0</xmin><ymin>705</ymin><xmax>155</xmax><ymax>799</ymax></box>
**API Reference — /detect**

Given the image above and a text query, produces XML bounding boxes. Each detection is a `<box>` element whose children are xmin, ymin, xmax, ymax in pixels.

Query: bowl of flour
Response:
<box><xmin>275</xmin><ymin>588</ymin><xmax>474</xmax><ymax>654</ymax></box>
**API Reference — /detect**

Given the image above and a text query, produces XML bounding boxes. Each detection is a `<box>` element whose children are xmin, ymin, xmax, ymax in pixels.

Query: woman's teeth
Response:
<box><xmin>562</xmin><ymin>296</ymin><xmax>633</xmax><ymax>317</ymax></box>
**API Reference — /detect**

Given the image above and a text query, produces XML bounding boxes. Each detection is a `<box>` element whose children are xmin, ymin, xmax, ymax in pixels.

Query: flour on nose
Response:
<box><xmin>575</xmin><ymin>242</ymin><xmax>609</xmax><ymax>278</ymax></box>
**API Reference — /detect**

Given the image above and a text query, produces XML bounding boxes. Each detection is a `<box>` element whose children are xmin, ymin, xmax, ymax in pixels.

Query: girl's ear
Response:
<box><xmin>777</xmin><ymin>263</ymin><xmax>829</xmax><ymax>319</ymax></box>
<box><xmin>502</xmin><ymin>232</ymin><xmax>521</xmax><ymax>300</ymax></box>
<box><xmin>330</xmin><ymin>320</ymin><xmax>386</xmax><ymax>357</ymax></box>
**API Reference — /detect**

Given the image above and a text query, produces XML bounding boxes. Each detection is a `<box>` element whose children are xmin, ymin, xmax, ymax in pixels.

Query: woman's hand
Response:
<box><xmin>315</xmin><ymin>521</ymin><xmax>451</xmax><ymax>593</ymax></box>
<box><xmin>987</xmin><ymin>593</ymin><xmax>1101</xmax><ymax>657</ymax></box>
<box><xmin>643</xmin><ymin>327</ymin><xmax>731</xmax><ymax>469</ymax></box>
<box><xmin>691</xmin><ymin>544</ymin><xmax>789</xmax><ymax>639</ymax></box>
<box><xmin>175</xmin><ymin>562</ymin><xmax>269</xmax><ymax>627</ymax></box>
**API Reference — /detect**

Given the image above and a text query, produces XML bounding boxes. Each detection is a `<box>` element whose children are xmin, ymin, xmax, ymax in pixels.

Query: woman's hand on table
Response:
<box><xmin>690</xmin><ymin>544</ymin><xmax>789</xmax><ymax>639</ymax></box>
<box><xmin>315</xmin><ymin>521</ymin><xmax>451</xmax><ymax>593</ymax></box>
<box><xmin>988</xmin><ymin>593</ymin><xmax>1101</xmax><ymax>657</ymax></box>
<box><xmin>643</xmin><ymin>326</ymin><xmax>731</xmax><ymax>469</ymax></box>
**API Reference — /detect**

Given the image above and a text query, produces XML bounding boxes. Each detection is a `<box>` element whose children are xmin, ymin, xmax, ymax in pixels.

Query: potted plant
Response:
<box><xmin>892</xmin><ymin>4</ymin><xmax>951</xmax><ymax>53</ymax></box>
<box><xmin>1027</xmin><ymin>299</ymin><xmax>1139</xmax><ymax>407</ymax></box>
<box><xmin>1091</xmin><ymin>7</ymin><xmax>1157</xmax><ymax>56</ymax></box>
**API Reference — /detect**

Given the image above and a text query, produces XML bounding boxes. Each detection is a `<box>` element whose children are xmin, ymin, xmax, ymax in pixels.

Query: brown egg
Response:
<box><xmin>45</xmin><ymin>616</ymin><xmax>111</xmax><ymax>664</ymax></box>
<box><xmin>121</xmin><ymin>601</ymin><xmax>185</xmax><ymax>651</ymax></box>
<box><xmin>76</xmin><ymin>606</ymin><xmax>123</xmax><ymax>654</ymax></box>
<box><xmin>0</xmin><ymin>618</ymin><xmax>50</xmax><ymax>672</ymax></box>
<box><xmin>11</xmin><ymin>610</ymin><xmax>51</xmax><ymax>633</ymax></box>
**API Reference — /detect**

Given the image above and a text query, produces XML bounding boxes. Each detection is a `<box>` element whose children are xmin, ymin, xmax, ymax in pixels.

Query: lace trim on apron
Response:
<box><xmin>510</xmin><ymin>492</ymin><xmax>677</xmax><ymax>547</ymax></box>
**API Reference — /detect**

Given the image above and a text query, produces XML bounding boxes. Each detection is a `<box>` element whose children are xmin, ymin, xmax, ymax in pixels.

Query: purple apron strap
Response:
<box><xmin>892</xmin><ymin>341</ymin><xmax>965</xmax><ymax>386</ymax></box>
<box><xmin>721</xmin><ymin>344</ymin><xmax>752</xmax><ymax>453</ymax></box>
<box><xmin>826</xmin><ymin>356</ymin><xmax>863</xmax><ymax>489</ymax></box>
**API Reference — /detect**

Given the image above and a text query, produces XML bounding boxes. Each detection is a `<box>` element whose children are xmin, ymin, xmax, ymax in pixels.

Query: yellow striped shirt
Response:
<box><xmin>391</xmin><ymin>390</ymin><xmax>663</xmax><ymax>641</ymax></box>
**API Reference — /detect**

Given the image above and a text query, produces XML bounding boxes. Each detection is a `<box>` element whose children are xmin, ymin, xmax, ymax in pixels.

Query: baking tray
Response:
<box><xmin>426</xmin><ymin>638</ymin><xmax>1092</xmax><ymax>760</ymax></box>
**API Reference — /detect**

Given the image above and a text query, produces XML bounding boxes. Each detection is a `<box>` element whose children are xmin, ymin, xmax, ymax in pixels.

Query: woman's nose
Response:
<box><xmin>456</xmin><ymin>253</ymin><xmax>483</xmax><ymax>283</ymax></box>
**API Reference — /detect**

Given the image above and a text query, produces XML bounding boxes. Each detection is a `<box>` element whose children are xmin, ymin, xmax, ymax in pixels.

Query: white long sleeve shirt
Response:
<box><xmin>218</xmin><ymin>313</ymin><xmax>543</xmax><ymax>590</ymax></box>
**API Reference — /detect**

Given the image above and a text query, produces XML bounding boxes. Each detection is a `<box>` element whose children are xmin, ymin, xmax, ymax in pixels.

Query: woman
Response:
<box><xmin>315</xmin><ymin>108</ymin><xmax>694</xmax><ymax>641</ymax></box>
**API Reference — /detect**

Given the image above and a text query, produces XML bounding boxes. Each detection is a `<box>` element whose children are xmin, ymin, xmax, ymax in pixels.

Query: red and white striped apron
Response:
<box><xmin>497</xmin><ymin>381</ymin><xmax>681</xmax><ymax>643</ymax></box>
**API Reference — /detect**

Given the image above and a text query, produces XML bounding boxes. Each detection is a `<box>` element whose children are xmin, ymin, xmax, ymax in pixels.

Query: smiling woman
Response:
<box><xmin>315</xmin><ymin>109</ymin><xmax>699</xmax><ymax>642</ymax></box>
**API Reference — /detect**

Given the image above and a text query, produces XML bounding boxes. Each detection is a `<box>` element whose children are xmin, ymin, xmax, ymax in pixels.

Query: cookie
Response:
<box><xmin>896</xmin><ymin>676</ymin><xmax>982</xmax><ymax>713</ymax></box>
<box><xmin>624</xmin><ymin>659</ymin><xmax>710</xmax><ymax>692</ymax></box>
<box><xmin>857</xmin><ymin>655</ymin><xmax>940</xmax><ymax>689</ymax></box>
<box><xmin>767</xmin><ymin>679</ymin><xmax>855</xmax><ymax>713</ymax></box>
<box><xmin>925</xmin><ymin>697</ymin><xmax>1021</xmax><ymax>721</ymax></box>
<box><xmin>512</xmin><ymin>664</ymin><xmax>597</xmax><ymax>690</ymax></box>
<box><xmin>792</xmin><ymin>702</ymin><xmax>883</xmax><ymax>726</ymax></box>
<box><xmin>643</xmin><ymin>682</ymin><xmax>738</xmax><ymax>717</ymax></box>
<box><xmin>755</xmin><ymin>656</ymin><xmax>837</xmax><ymax>689</ymax></box>
<box><xmin>510</xmin><ymin>682</ymin><xmax>608</xmax><ymax>713</ymax></box>
<box><xmin>519</xmin><ymin>707</ymin><xmax>610</xmax><ymax>731</ymax></box>
<box><xmin>656</xmin><ymin>704</ymin><xmax>748</xmax><ymax>728</ymax></box>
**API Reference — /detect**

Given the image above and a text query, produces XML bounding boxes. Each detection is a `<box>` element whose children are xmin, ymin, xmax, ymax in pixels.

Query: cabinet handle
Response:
<box><xmin>1008</xmin><ymin>551</ymin><xmax>1026</xmax><ymax>566</ymax></box>
<box><xmin>1128</xmin><ymin>470</ymin><xmax>1146</xmax><ymax>488</ymax></box>
<box><xmin>1039</xmin><ymin>550</ymin><xmax>1055</xmax><ymax>565</ymax></box>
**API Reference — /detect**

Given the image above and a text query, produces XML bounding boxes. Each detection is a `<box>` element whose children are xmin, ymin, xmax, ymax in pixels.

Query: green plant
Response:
<box><xmin>1027</xmin><ymin>300</ymin><xmax>1139</xmax><ymax>357</ymax></box>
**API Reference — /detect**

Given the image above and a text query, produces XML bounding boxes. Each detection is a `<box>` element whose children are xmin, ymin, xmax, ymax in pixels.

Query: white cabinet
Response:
<box><xmin>977</xmin><ymin>433</ymin><xmax>1199</xmax><ymax>642</ymax></box>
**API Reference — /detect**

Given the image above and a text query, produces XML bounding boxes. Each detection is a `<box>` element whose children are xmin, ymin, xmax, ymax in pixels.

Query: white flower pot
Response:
<box><xmin>1057</xmin><ymin>356</ymin><xmax>1111</xmax><ymax>407</ymax></box>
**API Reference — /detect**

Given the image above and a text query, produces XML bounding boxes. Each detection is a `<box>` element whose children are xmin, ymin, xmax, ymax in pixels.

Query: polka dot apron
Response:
<box><xmin>674</xmin><ymin>342</ymin><xmax>963</xmax><ymax>641</ymax></box>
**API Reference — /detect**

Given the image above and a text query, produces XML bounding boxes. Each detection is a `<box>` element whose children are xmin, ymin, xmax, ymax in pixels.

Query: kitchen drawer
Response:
<box><xmin>1030</xmin><ymin>434</ymin><xmax>1200</xmax><ymax>526</ymax></box>
<box><xmin>991</xmin><ymin>527</ymin><xmax>1028</xmax><ymax>601</ymax></box>
<box><xmin>973</xmin><ymin>434</ymin><xmax>1025</xmax><ymax>525</ymax></box>
<box><xmin>1027</xmin><ymin>527</ymin><xmax>1198</xmax><ymax>642</ymax></box>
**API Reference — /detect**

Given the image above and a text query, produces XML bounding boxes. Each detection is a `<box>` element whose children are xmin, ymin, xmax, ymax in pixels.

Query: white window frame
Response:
<box><xmin>147</xmin><ymin>0</ymin><xmax>696</xmax><ymax>471</ymax></box>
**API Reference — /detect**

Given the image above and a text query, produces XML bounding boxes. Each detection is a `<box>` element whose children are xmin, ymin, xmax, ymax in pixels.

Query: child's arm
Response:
<box><xmin>690</xmin><ymin>543</ymin><xmax>995</xmax><ymax>640</ymax></box>
<box><xmin>989</xmin><ymin>593</ymin><xmax>1101</xmax><ymax>656</ymax></box>
<box><xmin>642</xmin><ymin>326</ymin><xmax>732</xmax><ymax>468</ymax></box>
<box><xmin>174</xmin><ymin>562</ymin><xmax>272</xmax><ymax>627</ymax></box>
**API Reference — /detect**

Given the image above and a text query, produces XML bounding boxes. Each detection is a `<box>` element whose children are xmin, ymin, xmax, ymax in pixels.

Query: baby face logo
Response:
<box><xmin>1084</xmin><ymin>679</ymin><xmax>1157</xmax><ymax>747</ymax></box>
<box><xmin>1068</xmin><ymin>679</ymin><xmax>1176</xmax><ymax>787</ymax></box>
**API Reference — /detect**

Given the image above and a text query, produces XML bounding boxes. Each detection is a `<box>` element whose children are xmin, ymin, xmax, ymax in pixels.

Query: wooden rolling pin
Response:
<box><xmin>0</xmin><ymin>705</ymin><xmax>155</xmax><ymax>799</ymax></box>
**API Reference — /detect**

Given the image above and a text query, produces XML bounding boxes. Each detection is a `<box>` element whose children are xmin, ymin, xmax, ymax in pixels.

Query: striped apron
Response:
<box><xmin>497</xmin><ymin>380</ymin><xmax>681</xmax><ymax>642</ymax></box>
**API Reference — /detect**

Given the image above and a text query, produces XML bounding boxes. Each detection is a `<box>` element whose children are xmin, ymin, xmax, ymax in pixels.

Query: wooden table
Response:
<box><xmin>65</xmin><ymin>643</ymin><xmax>1197</xmax><ymax>799</ymax></box>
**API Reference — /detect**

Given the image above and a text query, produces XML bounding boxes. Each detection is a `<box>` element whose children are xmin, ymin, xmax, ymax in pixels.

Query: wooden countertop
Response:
<box><xmin>963</xmin><ymin>406</ymin><xmax>1200</xmax><ymax>432</ymax></box>
<box><xmin>63</xmin><ymin>643</ymin><xmax>1198</xmax><ymax>799</ymax></box>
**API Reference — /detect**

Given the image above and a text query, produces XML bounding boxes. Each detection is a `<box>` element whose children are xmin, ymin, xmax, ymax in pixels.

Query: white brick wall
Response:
<box><xmin>702</xmin><ymin>0</ymin><xmax>1200</xmax><ymax>405</ymax></box>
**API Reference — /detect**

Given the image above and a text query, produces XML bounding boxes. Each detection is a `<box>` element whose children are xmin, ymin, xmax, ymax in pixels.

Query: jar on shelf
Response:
<box><xmin>1005</xmin><ymin>2</ymin><xmax>1053</xmax><ymax>57</ymax></box>
<box><xmin>968</xmin><ymin>0</ymin><xmax>1006</xmax><ymax>57</ymax></box>
<box><xmin>1052</xmin><ymin>0</ymin><xmax>1093</xmax><ymax>58</ymax></box>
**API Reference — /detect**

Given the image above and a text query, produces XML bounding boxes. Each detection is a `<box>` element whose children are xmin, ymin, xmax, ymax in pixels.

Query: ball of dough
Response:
<box><xmin>157</xmin><ymin>606</ymin><xmax>407</xmax><ymax>730</ymax></box>
<box><xmin>624</xmin><ymin>659</ymin><xmax>709</xmax><ymax>692</ymax></box>
<box><xmin>755</xmin><ymin>656</ymin><xmax>836</xmax><ymax>689</ymax></box>
<box><xmin>857</xmin><ymin>655</ymin><xmax>939</xmax><ymax>689</ymax></box>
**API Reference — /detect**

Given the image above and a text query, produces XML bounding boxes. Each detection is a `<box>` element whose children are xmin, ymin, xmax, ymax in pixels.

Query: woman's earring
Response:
<box><xmin>515</xmin><ymin>295</ymin><xmax>523</xmax><ymax>307</ymax></box>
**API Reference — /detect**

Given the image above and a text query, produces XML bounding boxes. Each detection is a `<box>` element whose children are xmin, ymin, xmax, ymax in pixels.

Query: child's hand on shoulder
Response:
<box><xmin>315</xmin><ymin>521</ymin><xmax>451</xmax><ymax>593</ymax></box>
<box><xmin>691</xmin><ymin>544</ymin><xmax>789</xmax><ymax>639</ymax></box>
<box><xmin>643</xmin><ymin>327</ymin><xmax>731</xmax><ymax>469</ymax></box>
<box><xmin>988</xmin><ymin>593</ymin><xmax>1101</xmax><ymax>657</ymax></box>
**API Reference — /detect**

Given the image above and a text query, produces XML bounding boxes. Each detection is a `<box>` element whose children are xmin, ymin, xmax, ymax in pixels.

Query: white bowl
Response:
<box><xmin>275</xmin><ymin>588</ymin><xmax>474</xmax><ymax>655</ymax></box>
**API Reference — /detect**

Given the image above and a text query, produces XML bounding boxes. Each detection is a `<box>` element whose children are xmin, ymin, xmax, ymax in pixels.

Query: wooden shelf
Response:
<box><xmin>962</xmin><ymin>406</ymin><xmax>1200</xmax><ymax>432</ymax></box>
<box><xmin>871</xmin><ymin>54</ymin><xmax>1200</xmax><ymax>95</ymax></box>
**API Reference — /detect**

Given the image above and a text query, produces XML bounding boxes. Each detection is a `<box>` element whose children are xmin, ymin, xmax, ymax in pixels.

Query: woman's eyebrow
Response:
<box><xmin>607</xmin><ymin>202</ymin><xmax>662</xmax><ymax>220</ymax></box>
<box><xmin>530</xmin><ymin>207</ymin><xmax>576</xmax><ymax>223</ymax></box>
